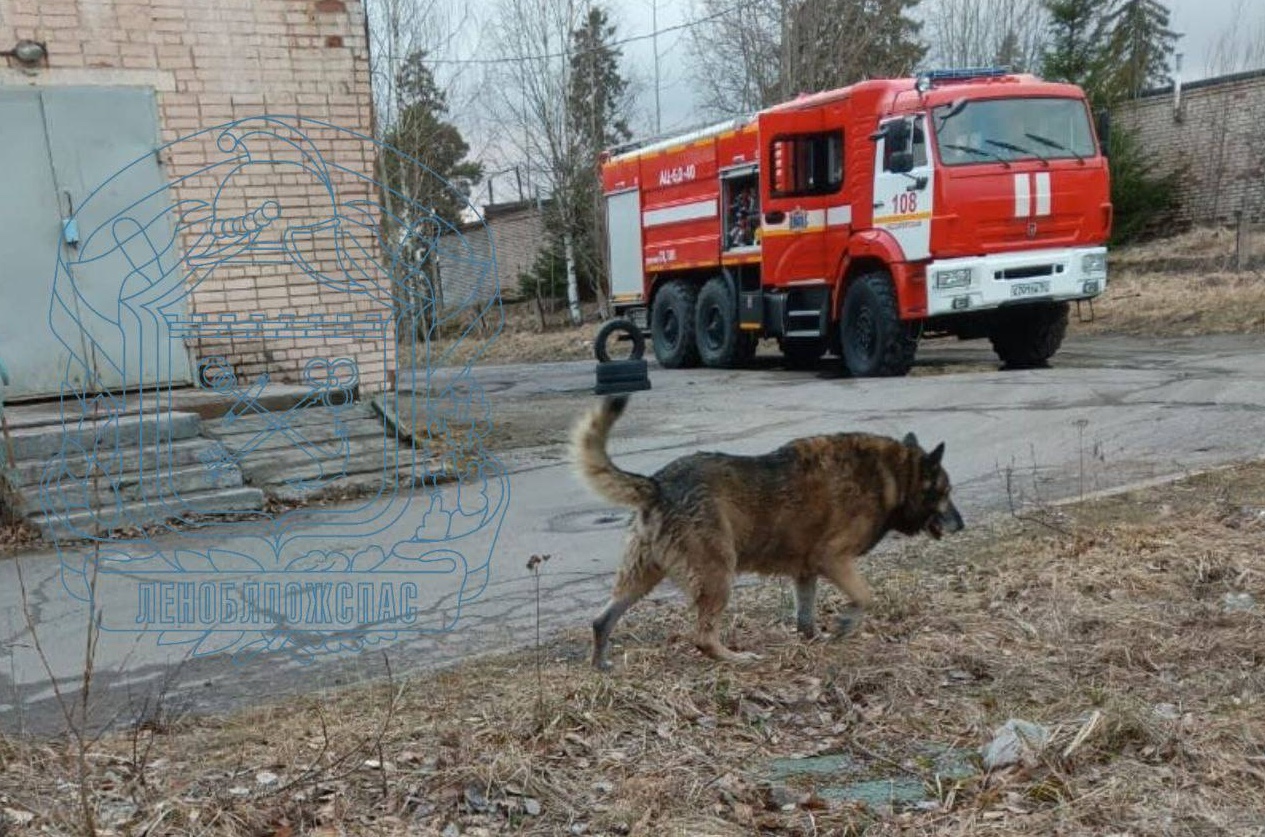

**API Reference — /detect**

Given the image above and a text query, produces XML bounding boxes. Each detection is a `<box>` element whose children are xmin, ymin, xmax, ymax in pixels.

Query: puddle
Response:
<box><xmin>763</xmin><ymin>744</ymin><xmax>976</xmax><ymax>813</ymax></box>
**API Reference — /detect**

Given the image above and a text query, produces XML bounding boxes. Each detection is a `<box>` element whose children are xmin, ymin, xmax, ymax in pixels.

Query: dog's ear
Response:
<box><xmin>925</xmin><ymin>442</ymin><xmax>945</xmax><ymax>467</ymax></box>
<box><xmin>902</xmin><ymin>432</ymin><xmax>921</xmax><ymax>450</ymax></box>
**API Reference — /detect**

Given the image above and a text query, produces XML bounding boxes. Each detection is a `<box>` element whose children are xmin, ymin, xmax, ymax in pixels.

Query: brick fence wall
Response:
<box><xmin>0</xmin><ymin>0</ymin><xmax>394</xmax><ymax>394</ymax></box>
<box><xmin>438</xmin><ymin>200</ymin><xmax>548</xmax><ymax>308</ymax></box>
<box><xmin>1115</xmin><ymin>69</ymin><xmax>1265</xmax><ymax>227</ymax></box>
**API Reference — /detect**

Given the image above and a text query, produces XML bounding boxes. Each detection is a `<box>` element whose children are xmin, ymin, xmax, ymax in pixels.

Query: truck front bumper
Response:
<box><xmin>924</xmin><ymin>246</ymin><xmax>1107</xmax><ymax>317</ymax></box>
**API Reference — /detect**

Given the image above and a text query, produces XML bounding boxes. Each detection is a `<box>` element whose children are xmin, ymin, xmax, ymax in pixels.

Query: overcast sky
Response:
<box><xmin>443</xmin><ymin>0</ymin><xmax>1265</xmax><ymax>207</ymax></box>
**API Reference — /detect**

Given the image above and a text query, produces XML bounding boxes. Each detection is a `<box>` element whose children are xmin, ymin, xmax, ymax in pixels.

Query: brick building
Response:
<box><xmin>437</xmin><ymin>199</ymin><xmax>548</xmax><ymax>309</ymax></box>
<box><xmin>1115</xmin><ymin>68</ymin><xmax>1265</xmax><ymax>226</ymax></box>
<box><xmin>0</xmin><ymin>0</ymin><xmax>394</xmax><ymax>400</ymax></box>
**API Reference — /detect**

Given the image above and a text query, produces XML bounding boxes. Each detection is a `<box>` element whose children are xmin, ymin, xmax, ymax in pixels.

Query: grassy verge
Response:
<box><xmin>4</xmin><ymin>460</ymin><xmax>1264</xmax><ymax>835</ymax></box>
<box><xmin>1071</xmin><ymin>268</ymin><xmax>1265</xmax><ymax>338</ymax></box>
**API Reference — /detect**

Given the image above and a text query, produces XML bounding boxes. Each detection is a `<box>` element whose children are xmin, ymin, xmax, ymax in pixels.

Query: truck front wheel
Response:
<box><xmin>650</xmin><ymin>281</ymin><xmax>701</xmax><ymax>368</ymax></box>
<box><xmin>839</xmin><ymin>271</ymin><xmax>919</xmax><ymax>377</ymax></box>
<box><xmin>988</xmin><ymin>302</ymin><xmax>1069</xmax><ymax>369</ymax></box>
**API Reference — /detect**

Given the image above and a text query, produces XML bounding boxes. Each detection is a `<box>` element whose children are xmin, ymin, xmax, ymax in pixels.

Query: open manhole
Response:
<box><xmin>546</xmin><ymin>507</ymin><xmax>633</xmax><ymax>533</ymax></box>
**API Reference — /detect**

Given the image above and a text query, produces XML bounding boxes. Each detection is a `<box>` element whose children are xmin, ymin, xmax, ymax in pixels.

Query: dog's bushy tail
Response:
<box><xmin>571</xmin><ymin>395</ymin><xmax>659</xmax><ymax>509</ymax></box>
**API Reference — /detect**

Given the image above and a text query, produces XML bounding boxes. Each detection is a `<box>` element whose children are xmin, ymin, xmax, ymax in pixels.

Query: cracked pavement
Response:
<box><xmin>3</xmin><ymin>332</ymin><xmax>1265</xmax><ymax>736</ymax></box>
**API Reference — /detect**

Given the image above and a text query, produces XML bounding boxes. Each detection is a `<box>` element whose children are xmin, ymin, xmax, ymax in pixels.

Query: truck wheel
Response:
<box><xmin>694</xmin><ymin>277</ymin><xmax>746</xmax><ymax>368</ymax></box>
<box><xmin>839</xmin><ymin>271</ymin><xmax>919</xmax><ymax>377</ymax></box>
<box><xmin>779</xmin><ymin>338</ymin><xmax>826</xmax><ymax>369</ymax></box>
<box><xmin>650</xmin><ymin>281</ymin><xmax>701</xmax><ymax>368</ymax></box>
<box><xmin>989</xmin><ymin>302</ymin><xmax>1069</xmax><ymax>369</ymax></box>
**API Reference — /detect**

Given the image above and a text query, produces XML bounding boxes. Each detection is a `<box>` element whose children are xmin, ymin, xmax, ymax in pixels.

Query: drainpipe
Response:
<box><xmin>1174</xmin><ymin>53</ymin><xmax>1184</xmax><ymax>120</ymax></box>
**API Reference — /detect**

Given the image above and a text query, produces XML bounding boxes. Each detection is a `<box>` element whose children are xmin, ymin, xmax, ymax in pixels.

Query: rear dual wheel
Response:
<box><xmin>650</xmin><ymin>281</ymin><xmax>700</xmax><ymax>368</ymax></box>
<box><xmin>695</xmin><ymin>277</ymin><xmax>755</xmax><ymax>368</ymax></box>
<box><xmin>652</xmin><ymin>278</ymin><xmax>754</xmax><ymax>369</ymax></box>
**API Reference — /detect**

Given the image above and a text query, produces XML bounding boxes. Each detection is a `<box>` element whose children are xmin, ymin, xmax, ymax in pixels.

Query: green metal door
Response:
<box><xmin>0</xmin><ymin>86</ymin><xmax>193</xmax><ymax>399</ymax></box>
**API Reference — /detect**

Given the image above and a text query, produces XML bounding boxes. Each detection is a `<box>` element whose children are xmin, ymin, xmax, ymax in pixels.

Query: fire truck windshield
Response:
<box><xmin>931</xmin><ymin>96</ymin><xmax>1096</xmax><ymax>166</ymax></box>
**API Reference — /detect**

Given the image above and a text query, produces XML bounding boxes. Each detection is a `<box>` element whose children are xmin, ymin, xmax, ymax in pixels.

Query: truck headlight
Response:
<box><xmin>1081</xmin><ymin>253</ymin><xmax>1107</xmax><ymax>274</ymax></box>
<box><xmin>934</xmin><ymin>268</ymin><xmax>973</xmax><ymax>289</ymax></box>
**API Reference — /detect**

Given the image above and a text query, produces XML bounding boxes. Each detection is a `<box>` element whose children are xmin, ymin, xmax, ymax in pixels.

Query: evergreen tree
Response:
<box><xmin>1040</xmin><ymin>0</ymin><xmax>1183</xmax><ymax>242</ymax></box>
<box><xmin>995</xmin><ymin>28</ymin><xmax>1024</xmax><ymax>71</ymax></box>
<box><xmin>568</xmin><ymin>7</ymin><xmax>631</xmax><ymax>157</ymax></box>
<box><xmin>786</xmin><ymin>0</ymin><xmax>927</xmax><ymax>93</ymax></box>
<box><xmin>525</xmin><ymin>5</ymin><xmax>631</xmax><ymax>310</ymax></box>
<box><xmin>1040</xmin><ymin>0</ymin><xmax>1110</xmax><ymax>103</ymax></box>
<box><xmin>1102</xmin><ymin>0</ymin><xmax>1178</xmax><ymax>99</ymax></box>
<box><xmin>384</xmin><ymin>50</ymin><xmax>484</xmax><ymax>230</ymax></box>
<box><xmin>380</xmin><ymin>50</ymin><xmax>484</xmax><ymax>339</ymax></box>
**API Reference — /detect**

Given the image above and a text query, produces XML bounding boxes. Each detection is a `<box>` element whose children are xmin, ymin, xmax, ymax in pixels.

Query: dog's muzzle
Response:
<box><xmin>927</xmin><ymin>502</ymin><xmax>965</xmax><ymax>539</ymax></box>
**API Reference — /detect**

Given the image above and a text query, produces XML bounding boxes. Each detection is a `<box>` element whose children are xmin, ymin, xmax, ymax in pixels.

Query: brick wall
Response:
<box><xmin>438</xmin><ymin>200</ymin><xmax>548</xmax><ymax>308</ymax></box>
<box><xmin>1115</xmin><ymin>69</ymin><xmax>1265</xmax><ymax>227</ymax></box>
<box><xmin>0</xmin><ymin>0</ymin><xmax>394</xmax><ymax>393</ymax></box>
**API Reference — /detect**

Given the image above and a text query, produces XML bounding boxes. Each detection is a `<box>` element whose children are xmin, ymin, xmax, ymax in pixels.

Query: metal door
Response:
<box><xmin>605</xmin><ymin>188</ymin><xmax>644</xmax><ymax>303</ymax></box>
<box><xmin>0</xmin><ymin>86</ymin><xmax>192</xmax><ymax>399</ymax></box>
<box><xmin>757</xmin><ymin>109</ymin><xmax>836</xmax><ymax>285</ymax></box>
<box><xmin>871</xmin><ymin>114</ymin><xmax>935</xmax><ymax>262</ymax></box>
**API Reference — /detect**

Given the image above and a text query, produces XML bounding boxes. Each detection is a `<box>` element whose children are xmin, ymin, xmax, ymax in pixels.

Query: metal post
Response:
<box><xmin>653</xmin><ymin>0</ymin><xmax>661</xmax><ymax>135</ymax></box>
<box><xmin>1235</xmin><ymin>209</ymin><xmax>1246</xmax><ymax>272</ymax></box>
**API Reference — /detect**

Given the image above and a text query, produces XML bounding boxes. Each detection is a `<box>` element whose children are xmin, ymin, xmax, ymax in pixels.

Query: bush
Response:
<box><xmin>1107</xmin><ymin>123</ymin><xmax>1184</xmax><ymax>245</ymax></box>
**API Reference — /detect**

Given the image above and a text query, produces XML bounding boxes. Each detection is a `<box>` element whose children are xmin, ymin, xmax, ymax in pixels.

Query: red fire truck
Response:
<box><xmin>598</xmin><ymin>67</ymin><xmax>1112</xmax><ymax>376</ymax></box>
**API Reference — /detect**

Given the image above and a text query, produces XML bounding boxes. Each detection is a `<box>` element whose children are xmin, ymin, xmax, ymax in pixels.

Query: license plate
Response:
<box><xmin>1010</xmin><ymin>281</ymin><xmax>1050</xmax><ymax>298</ymax></box>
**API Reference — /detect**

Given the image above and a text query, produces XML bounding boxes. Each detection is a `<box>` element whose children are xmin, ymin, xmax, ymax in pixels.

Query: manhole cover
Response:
<box><xmin>546</xmin><ymin>507</ymin><xmax>633</xmax><ymax>533</ymax></box>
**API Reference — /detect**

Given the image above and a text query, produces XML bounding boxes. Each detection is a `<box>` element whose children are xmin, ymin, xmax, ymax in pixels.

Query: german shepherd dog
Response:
<box><xmin>572</xmin><ymin>395</ymin><xmax>965</xmax><ymax>670</ymax></box>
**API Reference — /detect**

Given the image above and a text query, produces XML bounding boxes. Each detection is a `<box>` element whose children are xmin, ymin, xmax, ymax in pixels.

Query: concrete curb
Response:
<box><xmin>1048</xmin><ymin>454</ymin><xmax>1265</xmax><ymax>508</ymax></box>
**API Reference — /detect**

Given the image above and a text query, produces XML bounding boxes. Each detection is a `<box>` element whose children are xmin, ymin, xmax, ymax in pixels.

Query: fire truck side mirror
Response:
<box><xmin>888</xmin><ymin>150</ymin><xmax>915</xmax><ymax>174</ymax></box>
<box><xmin>1095</xmin><ymin>109</ymin><xmax>1111</xmax><ymax>159</ymax></box>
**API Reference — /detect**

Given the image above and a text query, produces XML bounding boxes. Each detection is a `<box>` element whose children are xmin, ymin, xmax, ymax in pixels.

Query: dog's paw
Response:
<box><xmin>591</xmin><ymin>658</ymin><xmax>615</xmax><ymax>672</ymax></box>
<box><xmin>832</xmin><ymin>607</ymin><xmax>864</xmax><ymax>639</ymax></box>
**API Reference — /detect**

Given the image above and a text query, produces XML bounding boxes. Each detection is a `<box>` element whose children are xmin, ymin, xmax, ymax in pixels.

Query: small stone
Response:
<box><xmin>255</xmin><ymin>771</ymin><xmax>279</xmax><ymax>785</ymax></box>
<box><xmin>592</xmin><ymin>780</ymin><xmax>614</xmax><ymax>795</ymax></box>
<box><xmin>767</xmin><ymin>785</ymin><xmax>804</xmax><ymax>810</ymax></box>
<box><xmin>523</xmin><ymin>798</ymin><xmax>542</xmax><ymax>816</ymax></box>
<box><xmin>228</xmin><ymin>786</ymin><xmax>251</xmax><ymax>797</ymax></box>
<box><xmin>464</xmin><ymin>784</ymin><xmax>490</xmax><ymax>812</ymax></box>
<box><xmin>3</xmin><ymin>809</ymin><xmax>35</xmax><ymax>825</ymax></box>
<box><xmin>981</xmin><ymin>719</ymin><xmax>1051</xmax><ymax>770</ymax></box>
<box><xmin>570</xmin><ymin>824</ymin><xmax>590</xmax><ymax>835</ymax></box>
<box><xmin>1223</xmin><ymin>592</ymin><xmax>1256</xmax><ymax>614</ymax></box>
<box><xmin>1153</xmin><ymin>703</ymin><xmax>1181</xmax><ymax>721</ymax></box>
<box><xmin>441</xmin><ymin>824</ymin><xmax>460</xmax><ymax>837</ymax></box>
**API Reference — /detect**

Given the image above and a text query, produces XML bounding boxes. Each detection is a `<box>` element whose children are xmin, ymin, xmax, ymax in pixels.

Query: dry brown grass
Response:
<box><xmin>414</xmin><ymin>300</ymin><xmax>605</xmax><ymax>369</ymax></box>
<box><xmin>1113</xmin><ymin>223</ymin><xmax>1265</xmax><ymax>266</ymax></box>
<box><xmin>4</xmin><ymin>461</ymin><xmax>1265</xmax><ymax>835</ymax></box>
<box><xmin>1071</xmin><ymin>269</ymin><xmax>1265</xmax><ymax>338</ymax></box>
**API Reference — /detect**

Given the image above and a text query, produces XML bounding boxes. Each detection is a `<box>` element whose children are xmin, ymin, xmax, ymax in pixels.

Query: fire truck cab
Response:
<box><xmin>599</xmin><ymin>67</ymin><xmax>1112</xmax><ymax>376</ymax></box>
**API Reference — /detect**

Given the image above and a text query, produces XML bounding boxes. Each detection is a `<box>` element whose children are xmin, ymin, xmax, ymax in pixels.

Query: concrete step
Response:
<box><xmin>267</xmin><ymin>460</ymin><xmax>454</xmax><ymax>503</ymax></box>
<box><xmin>205</xmin><ymin>405</ymin><xmax>377</xmax><ymax>434</ymax></box>
<box><xmin>19</xmin><ymin>461</ymin><xmax>245</xmax><ymax>508</ymax></box>
<box><xmin>7</xmin><ymin>411</ymin><xmax>202</xmax><ymax>462</ymax></box>
<box><xmin>8</xmin><ymin>437</ymin><xmax>217</xmax><ymax>488</ymax></box>
<box><xmin>28</xmin><ymin>485</ymin><xmax>267</xmax><ymax>541</ymax></box>
<box><xmin>233</xmin><ymin>435</ymin><xmax>403</xmax><ymax>484</ymax></box>
<box><xmin>204</xmin><ymin>413</ymin><xmax>387</xmax><ymax>451</ymax></box>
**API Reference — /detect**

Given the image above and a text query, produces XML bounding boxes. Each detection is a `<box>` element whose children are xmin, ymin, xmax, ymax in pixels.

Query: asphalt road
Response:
<box><xmin>3</xmin><ymin>333</ymin><xmax>1265</xmax><ymax>736</ymax></box>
